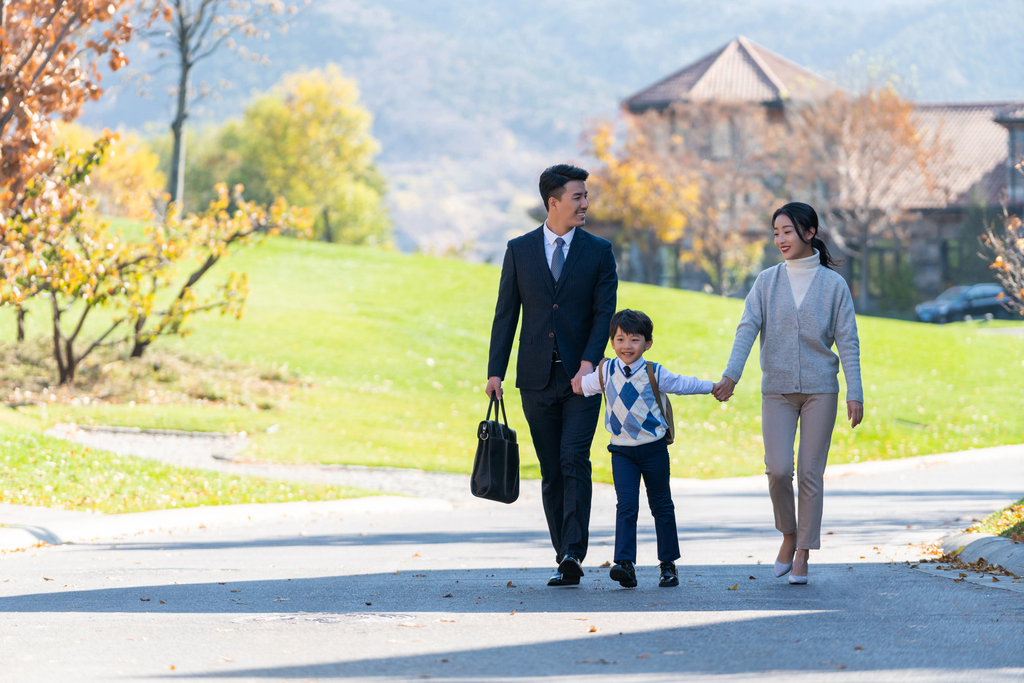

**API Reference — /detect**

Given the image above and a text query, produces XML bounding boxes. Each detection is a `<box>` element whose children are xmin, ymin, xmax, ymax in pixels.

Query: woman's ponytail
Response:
<box><xmin>772</xmin><ymin>202</ymin><xmax>844</xmax><ymax>270</ymax></box>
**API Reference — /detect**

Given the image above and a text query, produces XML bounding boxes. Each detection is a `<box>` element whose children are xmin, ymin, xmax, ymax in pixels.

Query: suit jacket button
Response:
<box><xmin>553</xmin><ymin>304</ymin><xmax>559</xmax><ymax>310</ymax></box>
<box><xmin>549</xmin><ymin>332</ymin><xmax>554</xmax><ymax>338</ymax></box>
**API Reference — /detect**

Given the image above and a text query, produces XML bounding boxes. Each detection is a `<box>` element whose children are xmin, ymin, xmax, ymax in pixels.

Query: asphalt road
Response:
<box><xmin>2</xmin><ymin>446</ymin><xmax>1023</xmax><ymax>682</ymax></box>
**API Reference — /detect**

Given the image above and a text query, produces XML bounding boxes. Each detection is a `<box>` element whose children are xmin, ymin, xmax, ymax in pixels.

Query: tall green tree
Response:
<box><xmin>223</xmin><ymin>64</ymin><xmax>389</xmax><ymax>245</ymax></box>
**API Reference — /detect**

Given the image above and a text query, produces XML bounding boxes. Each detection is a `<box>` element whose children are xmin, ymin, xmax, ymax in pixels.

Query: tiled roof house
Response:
<box><xmin>622</xmin><ymin>36</ymin><xmax>1024</xmax><ymax>299</ymax></box>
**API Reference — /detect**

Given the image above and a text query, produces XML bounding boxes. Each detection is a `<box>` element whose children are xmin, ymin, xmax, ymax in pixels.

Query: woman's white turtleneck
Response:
<box><xmin>784</xmin><ymin>250</ymin><xmax>820</xmax><ymax>308</ymax></box>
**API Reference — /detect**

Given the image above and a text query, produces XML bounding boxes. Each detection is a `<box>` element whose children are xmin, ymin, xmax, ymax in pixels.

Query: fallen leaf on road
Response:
<box><xmin>588</xmin><ymin>626</ymin><xmax>598</xmax><ymax>632</ymax></box>
<box><xmin>507</xmin><ymin>581</ymin><xmax>516</xmax><ymax>587</ymax></box>
<box><xmin>365</xmin><ymin>602</ymin><xmax>372</xmax><ymax>606</ymax></box>
<box><xmin>442</xmin><ymin>593</ymin><xmax>453</xmax><ymax>598</ymax></box>
<box><xmin>438</xmin><ymin>619</ymin><xmax>456</xmax><ymax>623</ymax></box>
<box><xmin>727</xmin><ymin>584</ymin><xmax>738</xmax><ymax>590</ymax></box>
<box><xmin>43</xmin><ymin>578</ymin><xmax>53</xmax><ymax>581</ymax></box>
<box><xmin>749</xmin><ymin>576</ymin><xmax>756</xmax><ymax>580</ymax></box>
<box><xmin>637</xmin><ymin>654</ymin><xmax>649</xmax><ymax>659</ymax></box>
<box><xmin>854</xmin><ymin>646</ymin><xmax>864</xmax><ymax>651</ymax></box>
<box><xmin>993</xmin><ymin>577</ymin><xmax>1000</xmax><ymax>582</ymax></box>
<box><xmin>159</xmin><ymin>600</ymin><xmax>166</xmax><ymax>605</ymax></box>
<box><xmin>510</xmin><ymin>609</ymin><xmax>516</xmax><ymax>615</ymax></box>
<box><xmin>600</xmin><ymin>561</ymin><xmax>611</xmax><ymax>567</ymax></box>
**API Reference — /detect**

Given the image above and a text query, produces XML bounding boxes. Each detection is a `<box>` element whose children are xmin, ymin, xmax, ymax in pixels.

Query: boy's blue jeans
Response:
<box><xmin>609</xmin><ymin>437</ymin><xmax>680</xmax><ymax>564</ymax></box>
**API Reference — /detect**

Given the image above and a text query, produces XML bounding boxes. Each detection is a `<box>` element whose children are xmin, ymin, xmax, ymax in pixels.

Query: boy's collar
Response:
<box><xmin>616</xmin><ymin>356</ymin><xmax>647</xmax><ymax>374</ymax></box>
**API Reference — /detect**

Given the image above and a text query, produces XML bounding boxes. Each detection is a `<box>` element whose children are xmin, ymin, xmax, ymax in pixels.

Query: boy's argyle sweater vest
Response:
<box><xmin>603</xmin><ymin>359</ymin><xmax>667</xmax><ymax>446</ymax></box>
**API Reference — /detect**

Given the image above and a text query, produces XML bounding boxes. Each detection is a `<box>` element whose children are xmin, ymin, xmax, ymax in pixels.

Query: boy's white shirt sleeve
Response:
<box><xmin>656</xmin><ymin>365</ymin><xmax>713</xmax><ymax>395</ymax></box>
<box><xmin>580</xmin><ymin>366</ymin><xmax>604</xmax><ymax>397</ymax></box>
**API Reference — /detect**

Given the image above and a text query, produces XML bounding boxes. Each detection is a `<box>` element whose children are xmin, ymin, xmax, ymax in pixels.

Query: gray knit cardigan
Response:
<box><xmin>723</xmin><ymin>263</ymin><xmax>863</xmax><ymax>402</ymax></box>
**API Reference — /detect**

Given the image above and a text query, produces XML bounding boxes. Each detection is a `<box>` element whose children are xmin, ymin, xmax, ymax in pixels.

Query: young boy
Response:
<box><xmin>578</xmin><ymin>309</ymin><xmax>727</xmax><ymax>588</ymax></box>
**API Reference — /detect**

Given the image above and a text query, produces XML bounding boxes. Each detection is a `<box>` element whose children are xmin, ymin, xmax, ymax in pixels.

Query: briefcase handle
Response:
<box><xmin>486</xmin><ymin>394</ymin><xmax>510</xmax><ymax>427</ymax></box>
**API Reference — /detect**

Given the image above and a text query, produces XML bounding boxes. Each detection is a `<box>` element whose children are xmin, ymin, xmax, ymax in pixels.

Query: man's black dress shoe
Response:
<box><xmin>547</xmin><ymin>571</ymin><xmax>580</xmax><ymax>586</ymax></box>
<box><xmin>659</xmin><ymin>561</ymin><xmax>679</xmax><ymax>587</ymax></box>
<box><xmin>557</xmin><ymin>555</ymin><xmax>584</xmax><ymax>580</ymax></box>
<box><xmin>609</xmin><ymin>561</ymin><xmax>637</xmax><ymax>588</ymax></box>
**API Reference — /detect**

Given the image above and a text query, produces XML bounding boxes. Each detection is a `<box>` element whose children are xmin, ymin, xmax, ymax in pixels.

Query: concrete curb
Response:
<box><xmin>0</xmin><ymin>495</ymin><xmax>452</xmax><ymax>553</ymax></box>
<box><xmin>940</xmin><ymin>531</ymin><xmax>1024</xmax><ymax>577</ymax></box>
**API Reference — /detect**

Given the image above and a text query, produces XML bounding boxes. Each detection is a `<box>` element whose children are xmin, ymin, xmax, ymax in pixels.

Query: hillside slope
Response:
<box><xmin>14</xmin><ymin>239</ymin><xmax>1024</xmax><ymax>484</ymax></box>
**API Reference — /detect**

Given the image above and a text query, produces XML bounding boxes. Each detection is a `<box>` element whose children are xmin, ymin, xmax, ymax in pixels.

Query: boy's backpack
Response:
<box><xmin>597</xmin><ymin>358</ymin><xmax>675</xmax><ymax>445</ymax></box>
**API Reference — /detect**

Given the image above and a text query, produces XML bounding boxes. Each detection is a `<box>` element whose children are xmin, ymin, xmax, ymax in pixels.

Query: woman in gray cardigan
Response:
<box><xmin>713</xmin><ymin>202</ymin><xmax>863</xmax><ymax>585</ymax></box>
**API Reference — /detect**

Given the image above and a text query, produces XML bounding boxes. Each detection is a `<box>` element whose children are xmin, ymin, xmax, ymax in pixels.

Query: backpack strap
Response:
<box><xmin>597</xmin><ymin>358</ymin><xmax>608</xmax><ymax>397</ymax></box>
<box><xmin>645</xmin><ymin>361</ymin><xmax>665</xmax><ymax>415</ymax></box>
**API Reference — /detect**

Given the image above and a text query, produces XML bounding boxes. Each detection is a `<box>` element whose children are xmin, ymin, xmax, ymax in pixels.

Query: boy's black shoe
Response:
<box><xmin>659</xmin><ymin>561</ymin><xmax>679</xmax><ymax>587</ymax></box>
<box><xmin>609</xmin><ymin>561</ymin><xmax>637</xmax><ymax>588</ymax></box>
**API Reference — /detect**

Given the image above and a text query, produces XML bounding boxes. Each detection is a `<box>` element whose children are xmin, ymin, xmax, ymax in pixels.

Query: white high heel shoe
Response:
<box><xmin>774</xmin><ymin>560</ymin><xmax>792</xmax><ymax>577</ymax></box>
<box><xmin>788</xmin><ymin>573</ymin><xmax>807</xmax><ymax>585</ymax></box>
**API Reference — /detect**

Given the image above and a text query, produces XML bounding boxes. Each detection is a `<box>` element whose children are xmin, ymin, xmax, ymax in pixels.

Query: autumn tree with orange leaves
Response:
<box><xmin>0</xmin><ymin>0</ymin><xmax>133</xmax><ymax>206</ymax></box>
<box><xmin>588</xmin><ymin>101</ymin><xmax>782</xmax><ymax>294</ymax></box>
<box><xmin>586</xmin><ymin>122</ymin><xmax>698</xmax><ymax>286</ymax></box>
<box><xmin>789</xmin><ymin>87</ymin><xmax>945</xmax><ymax>310</ymax></box>
<box><xmin>0</xmin><ymin>0</ymin><xmax>136</xmax><ymax>341</ymax></box>
<box><xmin>0</xmin><ymin>0</ymin><xmax>311</xmax><ymax>384</ymax></box>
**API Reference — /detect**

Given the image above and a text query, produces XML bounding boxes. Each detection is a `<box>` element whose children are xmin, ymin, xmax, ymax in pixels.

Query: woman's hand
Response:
<box><xmin>847</xmin><ymin>400</ymin><xmax>863</xmax><ymax>428</ymax></box>
<box><xmin>712</xmin><ymin>375</ymin><xmax>736</xmax><ymax>402</ymax></box>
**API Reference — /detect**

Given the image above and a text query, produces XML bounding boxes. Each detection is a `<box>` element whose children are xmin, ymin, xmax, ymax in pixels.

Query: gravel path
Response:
<box><xmin>45</xmin><ymin>424</ymin><xmax>536</xmax><ymax>502</ymax></box>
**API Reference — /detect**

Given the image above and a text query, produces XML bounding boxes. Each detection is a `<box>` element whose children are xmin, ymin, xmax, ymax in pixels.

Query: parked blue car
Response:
<box><xmin>915</xmin><ymin>283</ymin><xmax>1013</xmax><ymax>324</ymax></box>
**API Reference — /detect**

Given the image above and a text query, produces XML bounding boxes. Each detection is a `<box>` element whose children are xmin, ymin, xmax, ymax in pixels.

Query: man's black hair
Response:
<box><xmin>539</xmin><ymin>164</ymin><xmax>589</xmax><ymax>213</ymax></box>
<box><xmin>609</xmin><ymin>309</ymin><xmax>653</xmax><ymax>342</ymax></box>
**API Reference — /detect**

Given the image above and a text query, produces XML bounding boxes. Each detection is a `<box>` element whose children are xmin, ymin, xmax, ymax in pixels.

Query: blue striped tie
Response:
<box><xmin>550</xmin><ymin>237</ymin><xmax>565</xmax><ymax>282</ymax></box>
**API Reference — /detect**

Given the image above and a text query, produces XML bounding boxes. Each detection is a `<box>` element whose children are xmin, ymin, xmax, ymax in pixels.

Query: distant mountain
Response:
<box><xmin>83</xmin><ymin>0</ymin><xmax>1024</xmax><ymax>259</ymax></box>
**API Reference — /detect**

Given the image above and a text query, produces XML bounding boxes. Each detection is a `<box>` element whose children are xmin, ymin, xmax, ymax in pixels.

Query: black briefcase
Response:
<box><xmin>471</xmin><ymin>396</ymin><xmax>520</xmax><ymax>504</ymax></box>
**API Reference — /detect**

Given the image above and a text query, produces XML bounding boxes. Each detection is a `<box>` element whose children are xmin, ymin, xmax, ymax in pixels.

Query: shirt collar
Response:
<box><xmin>617</xmin><ymin>356</ymin><xmax>646</xmax><ymax>375</ymax></box>
<box><xmin>543</xmin><ymin>222</ymin><xmax>575</xmax><ymax>247</ymax></box>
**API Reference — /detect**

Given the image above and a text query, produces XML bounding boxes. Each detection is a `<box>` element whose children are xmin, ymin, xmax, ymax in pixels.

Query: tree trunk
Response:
<box><xmin>50</xmin><ymin>296</ymin><xmax>70</xmax><ymax>384</ymax></box>
<box><xmin>715</xmin><ymin>252</ymin><xmax>725</xmax><ymax>296</ymax></box>
<box><xmin>167</xmin><ymin>55</ymin><xmax>192</xmax><ymax>209</ymax></box>
<box><xmin>130</xmin><ymin>315</ymin><xmax>149</xmax><ymax>358</ymax></box>
<box><xmin>858</xmin><ymin>223</ymin><xmax>871</xmax><ymax>310</ymax></box>
<box><xmin>671</xmin><ymin>243</ymin><xmax>682</xmax><ymax>289</ymax></box>
<box><xmin>16</xmin><ymin>305</ymin><xmax>26</xmax><ymax>342</ymax></box>
<box><xmin>321</xmin><ymin>206</ymin><xmax>333</xmax><ymax>243</ymax></box>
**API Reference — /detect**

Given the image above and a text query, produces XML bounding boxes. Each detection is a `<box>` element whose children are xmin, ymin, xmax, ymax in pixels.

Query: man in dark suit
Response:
<box><xmin>486</xmin><ymin>164</ymin><xmax>618</xmax><ymax>586</ymax></box>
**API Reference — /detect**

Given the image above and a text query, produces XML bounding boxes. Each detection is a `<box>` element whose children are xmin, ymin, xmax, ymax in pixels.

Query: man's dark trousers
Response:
<box><xmin>487</xmin><ymin>225</ymin><xmax>617</xmax><ymax>565</ymax></box>
<box><xmin>521</xmin><ymin>362</ymin><xmax>602</xmax><ymax>563</ymax></box>
<box><xmin>609</xmin><ymin>438</ymin><xmax>681</xmax><ymax>564</ymax></box>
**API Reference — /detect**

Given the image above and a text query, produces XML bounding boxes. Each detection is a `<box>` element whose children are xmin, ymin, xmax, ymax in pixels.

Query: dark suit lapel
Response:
<box><xmin>531</xmin><ymin>226</ymin><xmax>555</xmax><ymax>297</ymax></box>
<box><xmin>557</xmin><ymin>228</ymin><xmax>588</xmax><ymax>286</ymax></box>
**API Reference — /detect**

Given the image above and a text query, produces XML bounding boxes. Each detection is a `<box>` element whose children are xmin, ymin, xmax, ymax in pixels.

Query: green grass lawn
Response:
<box><xmin>0</xmin><ymin>410</ymin><xmax>370</xmax><ymax>514</ymax></box>
<box><xmin>5</xmin><ymin>238</ymin><xmax>1024</xmax><ymax>484</ymax></box>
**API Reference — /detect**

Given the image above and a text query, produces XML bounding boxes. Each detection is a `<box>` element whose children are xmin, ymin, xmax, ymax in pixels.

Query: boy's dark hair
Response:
<box><xmin>539</xmin><ymin>164</ymin><xmax>589</xmax><ymax>212</ymax></box>
<box><xmin>609</xmin><ymin>309</ymin><xmax>653</xmax><ymax>342</ymax></box>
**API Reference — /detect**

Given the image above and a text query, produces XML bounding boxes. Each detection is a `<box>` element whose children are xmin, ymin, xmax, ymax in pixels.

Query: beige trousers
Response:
<box><xmin>761</xmin><ymin>393</ymin><xmax>838</xmax><ymax>550</ymax></box>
